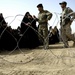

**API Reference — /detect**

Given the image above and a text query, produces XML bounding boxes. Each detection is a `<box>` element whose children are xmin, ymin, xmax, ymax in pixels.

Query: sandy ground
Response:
<box><xmin>0</xmin><ymin>41</ymin><xmax>75</xmax><ymax>75</ymax></box>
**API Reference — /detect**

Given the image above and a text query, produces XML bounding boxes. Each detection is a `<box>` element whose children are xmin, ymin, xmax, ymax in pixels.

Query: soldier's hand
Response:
<box><xmin>69</xmin><ymin>18</ymin><xmax>74</xmax><ymax>24</ymax></box>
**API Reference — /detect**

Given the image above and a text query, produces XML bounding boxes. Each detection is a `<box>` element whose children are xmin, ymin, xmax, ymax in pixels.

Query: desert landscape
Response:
<box><xmin>0</xmin><ymin>41</ymin><xmax>75</xmax><ymax>75</ymax></box>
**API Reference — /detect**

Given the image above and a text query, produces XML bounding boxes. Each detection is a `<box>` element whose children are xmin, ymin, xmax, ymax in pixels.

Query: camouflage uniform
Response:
<box><xmin>60</xmin><ymin>7</ymin><xmax>75</xmax><ymax>47</ymax></box>
<box><xmin>38</xmin><ymin>10</ymin><xmax>52</xmax><ymax>49</ymax></box>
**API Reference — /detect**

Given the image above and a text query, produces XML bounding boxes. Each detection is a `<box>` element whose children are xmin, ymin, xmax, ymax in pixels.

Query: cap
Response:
<box><xmin>37</xmin><ymin>4</ymin><xmax>43</xmax><ymax>8</ymax></box>
<box><xmin>59</xmin><ymin>1</ymin><xmax>67</xmax><ymax>5</ymax></box>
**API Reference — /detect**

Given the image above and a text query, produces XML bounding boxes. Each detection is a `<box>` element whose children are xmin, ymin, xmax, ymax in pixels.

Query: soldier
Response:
<box><xmin>34</xmin><ymin>4</ymin><xmax>52</xmax><ymax>49</ymax></box>
<box><xmin>59</xmin><ymin>1</ymin><xmax>75</xmax><ymax>48</ymax></box>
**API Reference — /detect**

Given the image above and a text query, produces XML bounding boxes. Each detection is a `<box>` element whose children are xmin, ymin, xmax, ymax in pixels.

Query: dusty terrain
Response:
<box><xmin>0</xmin><ymin>41</ymin><xmax>75</xmax><ymax>75</ymax></box>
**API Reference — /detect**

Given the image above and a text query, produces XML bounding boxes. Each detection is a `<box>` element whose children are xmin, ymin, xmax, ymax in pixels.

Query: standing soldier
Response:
<box><xmin>34</xmin><ymin>4</ymin><xmax>52</xmax><ymax>49</ymax></box>
<box><xmin>59</xmin><ymin>1</ymin><xmax>75</xmax><ymax>48</ymax></box>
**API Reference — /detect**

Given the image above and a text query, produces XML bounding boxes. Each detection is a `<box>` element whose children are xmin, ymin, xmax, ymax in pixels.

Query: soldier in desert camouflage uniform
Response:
<box><xmin>59</xmin><ymin>1</ymin><xmax>75</xmax><ymax>48</ymax></box>
<box><xmin>35</xmin><ymin>4</ymin><xmax>52</xmax><ymax>49</ymax></box>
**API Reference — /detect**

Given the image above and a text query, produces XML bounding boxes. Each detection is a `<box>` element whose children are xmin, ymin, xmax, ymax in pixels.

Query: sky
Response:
<box><xmin>0</xmin><ymin>0</ymin><xmax>75</xmax><ymax>33</ymax></box>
